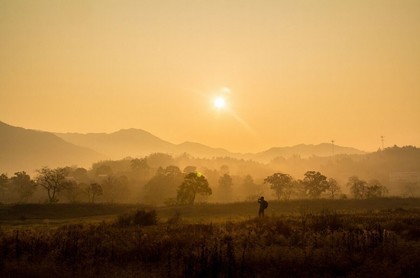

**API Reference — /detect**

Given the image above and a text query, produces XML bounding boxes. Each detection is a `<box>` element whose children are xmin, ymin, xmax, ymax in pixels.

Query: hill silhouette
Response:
<box><xmin>252</xmin><ymin>143</ymin><xmax>366</xmax><ymax>162</ymax></box>
<box><xmin>56</xmin><ymin>129</ymin><xmax>175</xmax><ymax>159</ymax></box>
<box><xmin>0</xmin><ymin>121</ymin><xmax>104</xmax><ymax>174</ymax></box>
<box><xmin>1</xmin><ymin>121</ymin><xmax>368</xmax><ymax>173</ymax></box>
<box><xmin>56</xmin><ymin>129</ymin><xmax>362</xmax><ymax>161</ymax></box>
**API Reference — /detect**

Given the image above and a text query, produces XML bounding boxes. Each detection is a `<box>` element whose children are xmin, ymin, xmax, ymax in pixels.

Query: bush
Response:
<box><xmin>115</xmin><ymin>209</ymin><xmax>158</xmax><ymax>227</ymax></box>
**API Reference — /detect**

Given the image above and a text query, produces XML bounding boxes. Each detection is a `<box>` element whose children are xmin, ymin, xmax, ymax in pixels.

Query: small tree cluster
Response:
<box><xmin>264</xmin><ymin>171</ymin><xmax>341</xmax><ymax>199</ymax></box>
<box><xmin>347</xmin><ymin>176</ymin><xmax>387</xmax><ymax>199</ymax></box>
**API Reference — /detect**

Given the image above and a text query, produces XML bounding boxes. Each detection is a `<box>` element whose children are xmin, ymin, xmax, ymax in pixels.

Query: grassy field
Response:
<box><xmin>0</xmin><ymin>198</ymin><xmax>419</xmax><ymax>277</ymax></box>
<box><xmin>1</xmin><ymin>198</ymin><xmax>419</xmax><ymax>227</ymax></box>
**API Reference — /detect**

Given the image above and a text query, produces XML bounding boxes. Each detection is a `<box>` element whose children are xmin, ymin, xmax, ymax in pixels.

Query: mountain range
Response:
<box><xmin>0</xmin><ymin>121</ymin><xmax>365</xmax><ymax>173</ymax></box>
<box><xmin>0</xmin><ymin>121</ymin><xmax>104</xmax><ymax>173</ymax></box>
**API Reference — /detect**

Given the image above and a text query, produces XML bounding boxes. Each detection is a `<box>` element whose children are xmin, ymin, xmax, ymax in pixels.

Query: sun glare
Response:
<box><xmin>213</xmin><ymin>96</ymin><xmax>226</xmax><ymax>109</ymax></box>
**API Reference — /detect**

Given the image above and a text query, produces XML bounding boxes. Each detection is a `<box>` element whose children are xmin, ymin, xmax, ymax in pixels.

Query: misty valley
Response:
<box><xmin>2</xmin><ymin>0</ymin><xmax>420</xmax><ymax>276</ymax></box>
<box><xmin>1</xmin><ymin>123</ymin><xmax>420</xmax><ymax>277</ymax></box>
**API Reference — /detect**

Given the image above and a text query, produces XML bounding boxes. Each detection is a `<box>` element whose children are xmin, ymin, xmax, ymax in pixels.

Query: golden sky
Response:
<box><xmin>1</xmin><ymin>0</ymin><xmax>419</xmax><ymax>153</ymax></box>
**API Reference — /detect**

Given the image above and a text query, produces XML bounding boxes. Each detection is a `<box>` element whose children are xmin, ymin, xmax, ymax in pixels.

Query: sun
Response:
<box><xmin>213</xmin><ymin>96</ymin><xmax>226</xmax><ymax>109</ymax></box>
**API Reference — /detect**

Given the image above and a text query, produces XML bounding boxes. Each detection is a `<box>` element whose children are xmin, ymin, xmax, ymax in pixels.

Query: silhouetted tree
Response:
<box><xmin>0</xmin><ymin>173</ymin><xmax>9</xmax><ymax>201</ymax></box>
<box><xmin>218</xmin><ymin>174</ymin><xmax>233</xmax><ymax>202</ymax></box>
<box><xmin>131</xmin><ymin>158</ymin><xmax>150</xmax><ymax>180</ymax></box>
<box><xmin>71</xmin><ymin>167</ymin><xmax>89</xmax><ymax>183</ymax></box>
<box><xmin>131</xmin><ymin>158</ymin><xmax>149</xmax><ymax>171</ymax></box>
<box><xmin>95</xmin><ymin>164</ymin><xmax>113</xmax><ymax>177</ymax></box>
<box><xmin>302</xmin><ymin>171</ymin><xmax>328</xmax><ymax>198</ymax></box>
<box><xmin>177</xmin><ymin>172</ymin><xmax>212</xmax><ymax>205</ymax></box>
<box><xmin>347</xmin><ymin>176</ymin><xmax>367</xmax><ymax>199</ymax></box>
<box><xmin>10</xmin><ymin>171</ymin><xmax>36</xmax><ymax>202</ymax></box>
<box><xmin>144</xmin><ymin>165</ymin><xmax>183</xmax><ymax>205</ymax></box>
<box><xmin>183</xmin><ymin>166</ymin><xmax>197</xmax><ymax>174</ymax></box>
<box><xmin>402</xmin><ymin>182</ymin><xmax>420</xmax><ymax>197</ymax></box>
<box><xmin>35</xmin><ymin>167</ymin><xmax>69</xmax><ymax>203</ymax></box>
<box><xmin>146</xmin><ymin>153</ymin><xmax>175</xmax><ymax>169</ymax></box>
<box><xmin>101</xmin><ymin>175</ymin><xmax>129</xmax><ymax>203</ymax></box>
<box><xmin>62</xmin><ymin>179</ymin><xmax>81</xmax><ymax>203</ymax></box>
<box><xmin>326</xmin><ymin>178</ymin><xmax>341</xmax><ymax>199</ymax></box>
<box><xmin>366</xmin><ymin>179</ymin><xmax>387</xmax><ymax>198</ymax></box>
<box><xmin>242</xmin><ymin>175</ymin><xmax>258</xmax><ymax>200</ymax></box>
<box><xmin>86</xmin><ymin>183</ymin><xmax>103</xmax><ymax>203</ymax></box>
<box><xmin>264</xmin><ymin>172</ymin><xmax>294</xmax><ymax>200</ymax></box>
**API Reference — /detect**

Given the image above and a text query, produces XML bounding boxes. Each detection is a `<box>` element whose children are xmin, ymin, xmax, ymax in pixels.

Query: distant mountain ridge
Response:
<box><xmin>0</xmin><ymin>121</ymin><xmax>104</xmax><ymax>173</ymax></box>
<box><xmin>56</xmin><ymin>129</ymin><xmax>175</xmax><ymax>159</ymax></box>
<box><xmin>252</xmin><ymin>143</ymin><xmax>365</xmax><ymax>162</ymax></box>
<box><xmin>55</xmin><ymin>129</ymin><xmax>236</xmax><ymax>159</ymax></box>
<box><xmin>56</xmin><ymin>128</ymin><xmax>365</xmax><ymax>161</ymax></box>
<box><xmin>0</xmin><ymin>121</ymin><xmax>366</xmax><ymax>173</ymax></box>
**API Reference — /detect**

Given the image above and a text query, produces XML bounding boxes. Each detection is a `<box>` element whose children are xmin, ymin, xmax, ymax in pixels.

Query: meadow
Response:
<box><xmin>0</xmin><ymin>198</ymin><xmax>419</xmax><ymax>277</ymax></box>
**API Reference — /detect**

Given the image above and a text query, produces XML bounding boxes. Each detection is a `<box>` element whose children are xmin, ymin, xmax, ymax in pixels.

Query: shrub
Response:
<box><xmin>115</xmin><ymin>209</ymin><xmax>158</xmax><ymax>227</ymax></box>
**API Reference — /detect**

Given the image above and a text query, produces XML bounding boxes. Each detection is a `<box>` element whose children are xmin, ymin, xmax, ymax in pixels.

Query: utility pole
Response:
<box><xmin>331</xmin><ymin>140</ymin><xmax>335</xmax><ymax>156</ymax></box>
<box><xmin>381</xmin><ymin>136</ymin><xmax>384</xmax><ymax>150</ymax></box>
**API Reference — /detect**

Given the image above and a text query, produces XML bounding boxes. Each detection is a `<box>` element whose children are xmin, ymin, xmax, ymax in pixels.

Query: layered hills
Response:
<box><xmin>1</xmin><ymin>121</ymin><xmax>366</xmax><ymax>173</ymax></box>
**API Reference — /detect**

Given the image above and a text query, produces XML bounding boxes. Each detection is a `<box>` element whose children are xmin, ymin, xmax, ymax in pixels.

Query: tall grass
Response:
<box><xmin>0</xmin><ymin>208</ymin><xmax>419</xmax><ymax>277</ymax></box>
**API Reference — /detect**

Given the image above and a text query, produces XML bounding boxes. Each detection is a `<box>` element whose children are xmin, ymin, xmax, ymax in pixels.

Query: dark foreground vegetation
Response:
<box><xmin>0</xmin><ymin>199</ymin><xmax>419</xmax><ymax>277</ymax></box>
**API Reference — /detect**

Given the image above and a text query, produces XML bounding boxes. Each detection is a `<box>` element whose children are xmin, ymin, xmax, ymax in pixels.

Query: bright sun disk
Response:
<box><xmin>213</xmin><ymin>96</ymin><xmax>226</xmax><ymax>109</ymax></box>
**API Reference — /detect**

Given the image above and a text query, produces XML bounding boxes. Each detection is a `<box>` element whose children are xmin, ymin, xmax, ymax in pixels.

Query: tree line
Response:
<box><xmin>0</xmin><ymin>154</ymin><xmax>389</xmax><ymax>204</ymax></box>
<box><xmin>264</xmin><ymin>171</ymin><xmax>387</xmax><ymax>200</ymax></box>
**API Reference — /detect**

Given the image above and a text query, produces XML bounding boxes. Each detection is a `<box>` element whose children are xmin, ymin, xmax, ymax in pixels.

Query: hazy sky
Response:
<box><xmin>1</xmin><ymin>0</ymin><xmax>419</xmax><ymax>153</ymax></box>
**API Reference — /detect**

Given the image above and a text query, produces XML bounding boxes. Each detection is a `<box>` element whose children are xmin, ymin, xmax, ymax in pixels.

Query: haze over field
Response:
<box><xmin>1</xmin><ymin>0</ymin><xmax>419</xmax><ymax>153</ymax></box>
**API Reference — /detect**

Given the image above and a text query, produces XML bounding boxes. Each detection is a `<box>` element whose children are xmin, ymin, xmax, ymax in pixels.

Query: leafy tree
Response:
<box><xmin>131</xmin><ymin>158</ymin><xmax>150</xmax><ymax>180</ymax></box>
<box><xmin>144</xmin><ymin>165</ymin><xmax>184</xmax><ymax>205</ymax></box>
<box><xmin>0</xmin><ymin>173</ymin><xmax>9</xmax><ymax>201</ymax></box>
<box><xmin>183</xmin><ymin>166</ymin><xmax>197</xmax><ymax>174</ymax></box>
<box><xmin>242</xmin><ymin>175</ymin><xmax>258</xmax><ymax>200</ymax></box>
<box><xmin>101</xmin><ymin>175</ymin><xmax>129</xmax><ymax>203</ymax></box>
<box><xmin>347</xmin><ymin>176</ymin><xmax>367</xmax><ymax>199</ymax></box>
<box><xmin>302</xmin><ymin>171</ymin><xmax>328</xmax><ymax>198</ymax></box>
<box><xmin>10</xmin><ymin>171</ymin><xmax>36</xmax><ymax>202</ymax></box>
<box><xmin>347</xmin><ymin>177</ymin><xmax>387</xmax><ymax>199</ymax></box>
<box><xmin>35</xmin><ymin>167</ymin><xmax>69</xmax><ymax>203</ymax></box>
<box><xmin>177</xmin><ymin>172</ymin><xmax>212</xmax><ymax>205</ymax></box>
<box><xmin>402</xmin><ymin>182</ymin><xmax>420</xmax><ymax>197</ymax></box>
<box><xmin>264</xmin><ymin>172</ymin><xmax>294</xmax><ymax>200</ymax></box>
<box><xmin>62</xmin><ymin>179</ymin><xmax>81</xmax><ymax>203</ymax></box>
<box><xmin>326</xmin><ymin>178</ymin><xmax>341</xmax><ymax>200</ymax></box>
<box><xmin>86</xmin><ymin>183</ymin><xmax>103</xmax><ymax>203</ymax></box>
<box><xmin>366</xmin><ymin>179</ymin><xmax>388</xmax><ymax>198</ymax></box>
<box><xmin>220</xmin><ymin>165</ymin><xmax>229</xmax><ymax>175</ymax></box>
<box><xmin>218</xmin><ymin>174</ymin><xmax>233</xmax><ymax>202</ymax></box>
<box><xmin>146</xmin><ymin>153</ymin><xmax>175</xmax><ymax>169</ymax></box>
<box><xmin>71</xmin><ymin>168</ymin><xmax>89</xmax><ymax>183</ymax></box>
<box><xmin>131</xmin><ymin>158</ymin><xmax>149</xmax><ymax>171</ymax></box>
<box><xmin>95</xmin><ymin>164</ymin><xmax>113</xmax><ymax>177</ymax></box>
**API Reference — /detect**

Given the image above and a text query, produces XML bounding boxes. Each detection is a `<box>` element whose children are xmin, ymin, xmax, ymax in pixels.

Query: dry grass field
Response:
<box><xmin>0</xmin><ymin>199</ymin><xmax>419</xmax><ymax>277</ymax></box>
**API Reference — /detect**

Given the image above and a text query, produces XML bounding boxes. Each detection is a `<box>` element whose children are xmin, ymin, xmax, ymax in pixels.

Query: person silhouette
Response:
<box><xmin>258</xmin><ymin>196</ymin><xmax>268</xmax><ymax>217</ymax></box>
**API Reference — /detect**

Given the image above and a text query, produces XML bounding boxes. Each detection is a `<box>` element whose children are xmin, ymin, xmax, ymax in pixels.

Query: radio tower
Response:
<box><xmin>331</xmin><ymin>140</ymin><xmax>335</xmax><ymax>156</ymax></box>
<box><xmin>381</xmin><ymin>136</ymin><xmax>384</xmax><ymax>150</ymax></box>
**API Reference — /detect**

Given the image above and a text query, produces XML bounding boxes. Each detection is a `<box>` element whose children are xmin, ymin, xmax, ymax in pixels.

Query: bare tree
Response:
<box><xmin>35</xmin><ymin>167</ymin><xmax>69</xmax><ymax>203</ymax></box>
<box><xmin>86</xmin><ymin>183</ymin><xmax>103</xmax><ymax>203</ymax></box>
